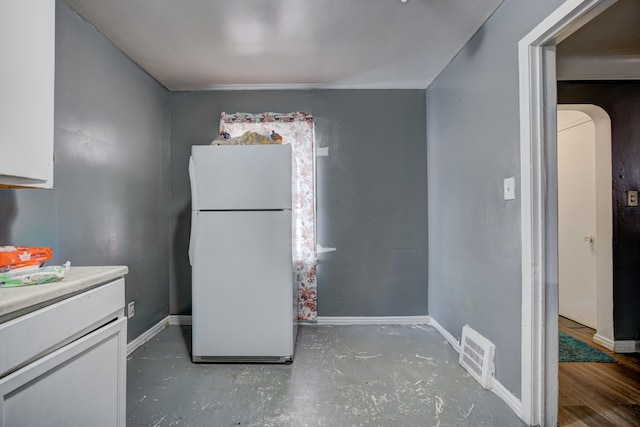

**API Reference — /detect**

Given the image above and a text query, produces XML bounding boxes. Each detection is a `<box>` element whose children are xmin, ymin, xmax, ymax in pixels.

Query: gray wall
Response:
<box><xmin>0</xmin><ymin>1</ymin><xmax>171</xmax><ymax>341</ymax></box>
<box><xmin>170</xmin><ymin>90</ymin><xmax>428</xmax><ymax>317</ymax></box>
<box><xmin>426</xmin><ymin>0</ymin><xmax>564</xmax><ymax>396</ymax></box>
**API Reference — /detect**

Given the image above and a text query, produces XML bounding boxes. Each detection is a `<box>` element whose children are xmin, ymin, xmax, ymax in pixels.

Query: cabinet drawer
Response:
<box><xmin>0</xmin><ymin>278</ymin><xmax>124</xmax><ymax>378</ymax></box>
<box><xmin>0</xmin><ymin>317</ymin><xmax>127</xmax><ymax>427</ymax></box>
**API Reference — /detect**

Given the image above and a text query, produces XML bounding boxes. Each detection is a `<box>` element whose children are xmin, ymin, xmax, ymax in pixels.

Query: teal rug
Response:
<box><xmin>559</xmin><ymin>331</ymin><xmax>616</xmax><ymax>363</ymax></box>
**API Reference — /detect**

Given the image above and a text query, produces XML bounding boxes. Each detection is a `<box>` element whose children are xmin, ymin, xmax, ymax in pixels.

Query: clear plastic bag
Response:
<box><xmin>0</xmin><ymin>262</ymin><xmax>70</xmax><ymax>288</ymax></box>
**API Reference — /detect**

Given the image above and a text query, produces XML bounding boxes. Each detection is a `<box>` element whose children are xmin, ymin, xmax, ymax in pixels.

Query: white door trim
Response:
<box><xmin>518</xmin><ymin>0</ymin><xmax>617</xmax><ymax>425</ymax></box>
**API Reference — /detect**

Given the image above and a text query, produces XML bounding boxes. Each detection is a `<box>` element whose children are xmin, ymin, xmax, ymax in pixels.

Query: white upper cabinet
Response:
<box><xmin>0</xmin><ymin>0</ymin><xmax>55</xmax><ymax>188</ymax></box>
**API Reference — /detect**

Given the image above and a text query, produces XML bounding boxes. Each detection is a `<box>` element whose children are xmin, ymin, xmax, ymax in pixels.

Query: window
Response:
<box><xmin>220</xmin><ymin>112</ymin><xmax>318</xmax><ymax>320</ymax></box>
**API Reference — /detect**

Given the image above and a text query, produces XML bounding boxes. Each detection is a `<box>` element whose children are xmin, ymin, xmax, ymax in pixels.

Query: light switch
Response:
<box><xmin>627</xmin><ymin>190</ymin><xmax>638</xmax><ymax>207</ymax></box>
<box><xmin>504</xmin><ymin>177</ymin><xmax>516</xmax><ymax>200</ymax></box>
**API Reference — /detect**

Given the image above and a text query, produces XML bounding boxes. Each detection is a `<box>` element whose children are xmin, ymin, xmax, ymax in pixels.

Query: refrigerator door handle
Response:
<box><xmin>189</xmin><ymin>211</ymin><xmax>198</xmax><ymax>266</ymax></box>
<box><xmin>189</xmin><ymin>156</ymin><xmax>198</xmax><ymax>212</ymax></box>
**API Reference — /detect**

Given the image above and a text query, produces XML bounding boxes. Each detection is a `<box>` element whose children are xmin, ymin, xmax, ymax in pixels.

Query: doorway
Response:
<box><xmin>518</xmin><ymin>0</ymin><xmax>618</xmax><ymax>425</ymax></box>
<box><xmin>557</xmin><ymin>104</ymin><xmax>613</xmax><ymax>346</ymax></box>
<box><xmin>520</xmin><ymin>0</ymin><xmax>640</xmax><ymax>424</ymax></box>
<box><xmin>554</xmin><ymin>105</ymin><xmax>640</xmax><ymax>426</ymax></box>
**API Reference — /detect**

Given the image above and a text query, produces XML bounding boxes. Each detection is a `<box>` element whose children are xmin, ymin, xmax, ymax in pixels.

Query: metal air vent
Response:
<box><xmin>459</xmin><ymin>325</ymin><xmax>495</xmax><ymax>389</ymax></box>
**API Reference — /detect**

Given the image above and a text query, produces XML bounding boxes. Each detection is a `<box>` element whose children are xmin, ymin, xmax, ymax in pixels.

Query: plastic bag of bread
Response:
<box><xmin>0</xmin><ymin>246</ymin><xmax>53</xmax><ymax>272</ymax></box>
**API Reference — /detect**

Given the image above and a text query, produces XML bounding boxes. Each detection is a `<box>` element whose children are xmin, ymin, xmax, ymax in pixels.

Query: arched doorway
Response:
<box><xmin>557</xmin><ymin>104</ymin><xmax>613</xmax><ymax>347</ymax></box>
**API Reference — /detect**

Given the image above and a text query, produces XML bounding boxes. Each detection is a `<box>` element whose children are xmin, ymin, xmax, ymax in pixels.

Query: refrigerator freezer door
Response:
<box><xmin>192</xmin><ymin>210</ymin><xmax>294</xmax><ymax>359</ymax></box>
<box><xmin>190</xmin><ymin>145</ymin><xmax>292</xmax><ymax>211</ymax></box>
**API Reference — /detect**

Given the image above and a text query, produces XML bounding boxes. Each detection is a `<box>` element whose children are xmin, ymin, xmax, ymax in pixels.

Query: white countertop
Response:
<box><xmin>0</xmin><ymin>266</ymin><xmax>128</xmax><ymax>318</ymax></box>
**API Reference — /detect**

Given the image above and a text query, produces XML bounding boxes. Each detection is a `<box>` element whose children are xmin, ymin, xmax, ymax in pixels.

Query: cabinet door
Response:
<box><xmin>0</xmin><ymin>317</ymin><xmax>127</xmax><ymax>427</ymax></box>
<box><xmin>0</xmin><ymin>0</ymin><xmax>55</xmax><ymax>188</ymax></box>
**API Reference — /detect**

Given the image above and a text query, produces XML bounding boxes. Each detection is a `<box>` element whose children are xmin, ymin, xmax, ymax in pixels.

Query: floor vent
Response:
<box><xmin>459</xmin><ymin>325</ymin><xmax>495</xmax><ymax>389</ymax></box>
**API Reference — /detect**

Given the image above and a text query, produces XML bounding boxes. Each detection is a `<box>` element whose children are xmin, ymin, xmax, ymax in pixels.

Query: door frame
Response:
<box><xmin>518</xmin><ymin>0</ymin><xmax>617</xmax><ymax>425</ymax></box>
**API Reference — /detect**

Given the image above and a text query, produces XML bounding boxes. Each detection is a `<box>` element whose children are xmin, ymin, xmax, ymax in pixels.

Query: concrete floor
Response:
<box><xmin>127</xmin><ymin>325</ymin><xmax>524</xmax><ymax>427</ymax></box>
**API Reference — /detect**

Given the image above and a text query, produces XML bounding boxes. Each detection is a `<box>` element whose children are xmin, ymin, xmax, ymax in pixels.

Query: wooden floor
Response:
<box><xmin>559</xmin><ymin>316</ymin><xmax>640</xmax><ymax>426</ymax></box>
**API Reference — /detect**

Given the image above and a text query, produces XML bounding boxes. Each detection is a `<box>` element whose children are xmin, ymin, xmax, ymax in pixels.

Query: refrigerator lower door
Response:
<box><xmin>192</xmin><ymin>210</ymin><xmax>294</xmax><ymax>362</ymax></box>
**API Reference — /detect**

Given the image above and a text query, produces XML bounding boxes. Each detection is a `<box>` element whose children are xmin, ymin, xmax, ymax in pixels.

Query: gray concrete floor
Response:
<box><xmin>127</xmin><ymin>325</ymin><xmax>524</xmax><ymax>427</ymax></box>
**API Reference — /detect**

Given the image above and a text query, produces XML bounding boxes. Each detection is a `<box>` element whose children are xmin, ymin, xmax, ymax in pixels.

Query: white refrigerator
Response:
<box><xmin>188</xmin><ymin>144</ymin><xmax>297</xmax><ymax>363</ymax></box>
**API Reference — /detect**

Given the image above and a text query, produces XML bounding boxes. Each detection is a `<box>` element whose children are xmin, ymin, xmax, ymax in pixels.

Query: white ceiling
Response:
<box><xmin>63</xmin><ymin>0</ymin><xmax>503</xmax><ymax>91</ymax></box>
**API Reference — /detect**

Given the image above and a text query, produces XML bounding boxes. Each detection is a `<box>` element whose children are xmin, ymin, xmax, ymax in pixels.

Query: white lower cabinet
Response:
<box><xmin>0</xmin><ymin>318</ymin><xmax>126</xmax><ymax>427</ymax></box>
<box><xmin>0</xmin><ymin>278</ymin><xmax>127</xmax><ymax>427</ymax></box>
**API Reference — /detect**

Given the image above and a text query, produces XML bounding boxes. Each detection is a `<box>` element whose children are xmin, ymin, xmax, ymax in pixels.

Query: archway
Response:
<box><xmin>557</xmin><ymin>104</ymin><xmax>613</xmax><ymax>347</ymax></box>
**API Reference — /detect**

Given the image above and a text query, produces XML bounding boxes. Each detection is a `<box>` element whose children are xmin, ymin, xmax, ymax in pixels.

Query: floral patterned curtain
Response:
<box><xmin>219</xmin><ymin>112</ymin><xmax>318</xmax><ymax>321</ymax></box>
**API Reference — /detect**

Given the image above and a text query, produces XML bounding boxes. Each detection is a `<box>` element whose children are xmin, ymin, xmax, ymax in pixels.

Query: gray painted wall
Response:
<box><xmin>0</xmin><ymin>1</ymin><xmax>171</xmax><ymax>341</ymax></box>
<box><xmin>426</xmin><ymin>0</ymin><xmax>564</xmax><ymax>396</ymax></box>
<box><xmin>170</xmin><ymin>90</ymin><xmax>428</xmax><ymax>317</ymax></box>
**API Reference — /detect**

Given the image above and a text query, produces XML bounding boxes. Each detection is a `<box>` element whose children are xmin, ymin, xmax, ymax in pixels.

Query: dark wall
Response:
<box><xmin>558</xmin><ymin>81</ymin><xmax>640</xmax><ymax>340</ymax></box>
<box><xmin>0</xmin><ymin>1</ymin><xmax>171</xmax><ymax>341</ymax></box>
<box><xmin>170</xmin><ymin>90</ymin><xmax>428</xmax><ymax>317</ymax></box>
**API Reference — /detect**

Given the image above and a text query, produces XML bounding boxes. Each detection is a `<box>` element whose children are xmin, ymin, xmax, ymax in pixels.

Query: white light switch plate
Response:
<box><xmin>504</xmin><ymin>177</ymin><xmax>515</xmax><ymax>200</ymax></box>
<box><xmin>128</xmin><ymin>301</ymin><xmax>135</xmax><ymax>318</ymax></box>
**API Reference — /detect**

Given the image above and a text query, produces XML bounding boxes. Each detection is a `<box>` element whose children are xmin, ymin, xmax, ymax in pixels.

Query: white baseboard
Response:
<box><xmin>613</xmin><ymin>340</ymin><xmax>640</xmax><ymax>353</ymax></box>
<box><xmin>429</xmin><ymin>317</ymin><xmax>461</xmax><ymax>353</ymax></box>
<box><xmin>127</xmin><ymin>316</ymin><xmax>169</xmax><ymax>356</ymax></box>
<box><xmin>166</xmin><ymin>315</ymin><xmax>431</xmax><ymax>327</ymax></box>
<box><xmin>593</xmin><ymin>333</ymin><xmax>614</xmax><ymax>351</ymax></box>
<box><xmin>168</xmin><ymin>315</ymin><xmax>192</xmax><ymax>326</ymax></box>
<box><xmin>429</xmin><ymin>317</ymin><xmax>523</xmax><ymax>420</ymax></box>
<box><xmin>491</xmin><ymin>378</ymin><xmax>523</xmax><ymax>419</ymax></box>
<box><xmin>315</xmin><ymin>316</ymin><xmax>431</xmax><ymax>326</ymax></box>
